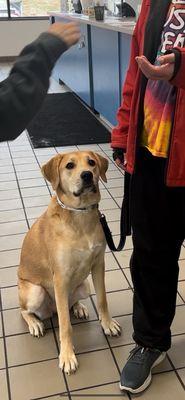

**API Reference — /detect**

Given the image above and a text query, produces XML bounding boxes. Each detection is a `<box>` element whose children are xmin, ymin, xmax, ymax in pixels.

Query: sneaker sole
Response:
<box><xmin>119</xmin><ymin>352</ymin><xmax>166</xmax><ymax>394</ymax></box>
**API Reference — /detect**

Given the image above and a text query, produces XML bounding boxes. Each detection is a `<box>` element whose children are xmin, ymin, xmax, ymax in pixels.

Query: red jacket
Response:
<box><xmin>111</xmin><ymin>0</ymin><xmax>185</xmax><ymax>187</ymax></box>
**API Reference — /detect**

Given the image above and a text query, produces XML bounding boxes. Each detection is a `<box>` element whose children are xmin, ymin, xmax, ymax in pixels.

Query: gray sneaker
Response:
<box><xmin>120</xmin><ymin>345</ymin><xmax>166</xmax><ymax>394</ymax></box>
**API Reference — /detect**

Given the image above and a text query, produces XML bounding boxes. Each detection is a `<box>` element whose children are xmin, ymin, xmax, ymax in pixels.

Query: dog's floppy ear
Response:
<box><xmin>93</xmin><ymin>153</ymin><xmax>108</xmax><ymax>183</ymax></box>
<box><xmin>41</xmin><ymin>154</ymin><xmax>63</xmax><ymax>190</ymax></box>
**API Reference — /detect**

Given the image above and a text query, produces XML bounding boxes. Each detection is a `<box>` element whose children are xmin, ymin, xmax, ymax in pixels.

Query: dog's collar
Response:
<box><xmin>56</xmin><ymin>195</ymin><xmax>98</xmax><ymax>213</ymax></box>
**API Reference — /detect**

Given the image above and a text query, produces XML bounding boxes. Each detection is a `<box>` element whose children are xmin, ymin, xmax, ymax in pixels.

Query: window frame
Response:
<box><xmin>0</xmin><ymin>0</ymin><xmax>52</xmax><ymax>20</ymax></box>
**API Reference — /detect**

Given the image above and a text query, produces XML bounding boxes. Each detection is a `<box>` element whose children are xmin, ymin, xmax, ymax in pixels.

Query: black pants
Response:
<box><xmin>130</xmin><ymin>148</ymin><xmax>185</xmax><ymax>351</ymax></box>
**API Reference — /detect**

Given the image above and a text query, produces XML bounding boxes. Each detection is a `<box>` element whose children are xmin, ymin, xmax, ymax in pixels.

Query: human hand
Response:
<box><xmin>113</xmin><ymin>149</ymin><xmax>126</xmax><ymax>170</ymax></box>
<box><xmin>48</xmin><ymin>22</ymin><xmax>81</xmax><ymax>47</ymax></box>
<box><xmin>135</xmin><ymin>54</ymin><xmax>175</xmax><ymax>81</ymax></box>
<box><xmin>114</xmin><ymin>158</ymin><xmax>125</xmax><ymax>170</ymax></box>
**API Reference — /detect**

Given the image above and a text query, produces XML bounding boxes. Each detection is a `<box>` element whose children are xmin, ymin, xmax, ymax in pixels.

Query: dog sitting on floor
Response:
<box><xmin>18</xmin><ymin>151</ymin><xmax>121</xmax><ymax>374</ymax></box>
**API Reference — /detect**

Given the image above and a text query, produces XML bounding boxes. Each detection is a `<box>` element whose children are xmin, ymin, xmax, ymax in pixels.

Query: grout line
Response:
<box><xmin>30</xmin><ymin>379</ymin><xmax>121</xmax><ymax>400</ymax></box>
<box><xmin>0</xmin><ymin>291</ymin><xmax>12</xmax><ymax>400</ymax></box>
<box><xmin>50</xmin><ymin>318</ymin><xmax>71</xmax><ymax>400</ymax></box>
<box><xmin>89</xmin><ymin>296</ymin><xmax>122</xmax><ymax>377</ymax></box>
<box><xmin>166</xmin><ymin>353</ymin><xmax>185</xmax><ymax>391</ymax></box>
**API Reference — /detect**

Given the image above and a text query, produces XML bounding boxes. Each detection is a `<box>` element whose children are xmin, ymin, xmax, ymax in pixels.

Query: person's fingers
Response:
<box><xmin>158</xmin><ymin>53</ymin><xmax>175</xmax><ymax>65</ymax></box>
<box><xmin>115</xmin><ymin>158</ymin><xmax>125</xmax><ymax>170</ymax></box>
<box><xmin>136</xmin><ymin>56</ymin><xmax>174</xmax><ymax>80</ymax></box>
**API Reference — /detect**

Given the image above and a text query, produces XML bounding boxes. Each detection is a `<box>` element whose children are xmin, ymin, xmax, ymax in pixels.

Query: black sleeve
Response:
<box><xmin>0</xmin><ymin>32</ymin><xmax>68</xmax><ymax>142</ymax></box>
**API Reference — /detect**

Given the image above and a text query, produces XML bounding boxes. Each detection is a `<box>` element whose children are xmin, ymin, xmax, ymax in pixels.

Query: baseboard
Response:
<box><xmin>0</xmin><ymin>56</ymin><xmax>17</xmax><ymax>62</ymax></box>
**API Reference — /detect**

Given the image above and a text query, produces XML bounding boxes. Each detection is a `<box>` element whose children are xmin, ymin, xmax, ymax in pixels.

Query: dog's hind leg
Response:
<box><xmin>70</xmin><ymin>279</ymin><xmax>90</xmax><ymax>320</ymax></box>
<box><xmin>18</xmin><ymin>279</ymin><xmax>53</xmax><ymax>337</ymax></box>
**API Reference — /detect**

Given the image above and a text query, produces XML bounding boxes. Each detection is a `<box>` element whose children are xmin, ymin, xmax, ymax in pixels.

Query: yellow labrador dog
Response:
<box><xmin>18</xmin><ymin>151</ymin><xmax>121</xmax><ymax>374</ymax></box>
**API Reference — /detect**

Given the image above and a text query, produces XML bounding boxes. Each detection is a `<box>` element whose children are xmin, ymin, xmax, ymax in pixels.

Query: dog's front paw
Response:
<box><xmin>101</xmin><ymin>318</ymin><xmax>121</xmax><ymax>337</ymax></box>
<box><xmin>59</xmin><ymin>351</ymin><xmax>79</xmax><ymax>375</ymax></box>
<box><xmin>73</xmin><ymin>302</ymin><xmax>89</xmax><ymax>319</ymax></box>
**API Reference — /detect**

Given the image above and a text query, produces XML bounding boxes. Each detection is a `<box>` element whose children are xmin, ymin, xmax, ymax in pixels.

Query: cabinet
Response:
<box><xmin>119</xmin><ymin>33</ymin><xmax>132</xmax><ymax>100</ymax></box>
<box><xmin>52</xmin><ymin>18</ymin><xmax>93</xmax><ymax>107</ymax></box>
<box><xmin>91</xmin><ymin>27</ymin><xmax>120</xmax><ymax>126</ymax></box>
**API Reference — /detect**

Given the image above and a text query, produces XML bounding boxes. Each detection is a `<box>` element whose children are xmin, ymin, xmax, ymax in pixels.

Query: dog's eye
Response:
<box><xmin>66</xmin><ymin>162</ymin><xmax>75</xmax><ymax>169</ymax></box>
<box><xmin>88</xmin><ymin>159</ymin><xmax>96</xmax><ymax>167</ymax></box>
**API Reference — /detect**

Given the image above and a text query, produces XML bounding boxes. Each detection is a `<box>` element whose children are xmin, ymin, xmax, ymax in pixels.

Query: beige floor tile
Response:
<box><xmin>0</xmin><ymin>370</ymin><xmax>9</xmax><ymax>400</ymax></box>
<box><xmin>168</xmin><ymin>334</ymin><xmax>185</xmax><ymax>368</ymax></box>
<box><xmin>179</xmin><ymin>246</ymin><xmax>185</xmax><ymax>259</ymax></box>
<box><xmin>177</xmin><ymin>367</ymin><xmax>185</xmax><ymax>385</ymax></box>
<box><xmin>0</xmin><ymin>189</ymin><xmax>20</xmax><ymax>200</ymax></box>
<box><xmin>19</xmin><ymin>178</ymin><xmax>46</xmax><ymax>188</ymax></box>
<box><xmin>0</xmin><ymin>221</ymin><xmax>28</xmax><ymax>236</ymax></box>
<box><xmin>109</xmin><ymin>187</ymin><xmax>123</xmax><ymax>198</ymax></box>
<box><xmin>1</xmin><ymin>286</ymin><xmax>19</xmax><ymax>309</ymax></box>
<box><xmin>0</xmin><ymin>198</ymin><xmax>22</xmax><ymax>212</ymax></box>
<box><xmin>103</xmin><ymin>208</ymin><xmax>120</xmax><ymax>222</ymax></box>
<box><xmin>92</xmin><ymin>289</ymin><xmax>133</xmax><ymax>317</ymax></box>
<box><xmin>179</xmin><ymin>259</ymin><xmax>185</xmax><ymax>280</ymax></box>
<box><xmin>11</xmin><ymin>151</ymin><xmax>33</xmax><ymax>159</ymax></box>
<box><xmin>108</xmin><ymin>315</ymin><xmax>133</xmax><ymax>347</ymax></box>
<box><xmin>0</xmin><ymin>165</ymin><xmax>14</xmax><ymax>173</ymax></box>
<box><xmin>178</xmin><ymin>281</ymin><xmax>185</xmax><ymax>302</ymax></box>
<box><xmin>71</xmin><ymin>382</ymin><xmax>121</xmax><ymax>399</ymax></box>
<box><xmin>13</xmin><ymin>157</ymin><xmax>36</xmax><ymax>165</ymax></box>
<box><xmin>0</xmin><ymin>173</ymin><xmax>16</xmax><ymax>182</ymax></box>
<box><xmin>21</xmin><ymin>186</ymin><xmax>49</xmax><ymax>197</ymax></box>
<box><xmin>177</xmin><ymin>293</ymin><xmax>185</xmax><ymax>305</ymax></box>
<box><xmin>66</xmin><ymin>349</ymin><xmax>119</xmax><ymax>391</ymax></box>
<box><xmin>100</xmin><ymin>188</ymin><xmax>111</xmax><ymax>199</ymax></box>
<box><xmin>105</xmin><ymin>178</ymin><xmax>124</xmax><ymax>189</ymax></box>
<box><xmin>17</xmin><ymin>170</ymin><xmax>42</xmax><ymax>180</ymax></box>
<box><xmin>114</xmin><ymin>249</ymin><xmax>133</xmax><ymax>268</ymax></box>
<box><xmin>106</xmin><ymin>170</ymin><xmax>123</xmax><ymax>179</ymax></box>
<box><xmin>0</xmin><ymin>209</ymin><xmax>25</xmax><ymax>223</ymax></box>
<box><xmin>3</xmin><ymin>308</ymin><xmax>51</xmax><ymax>336</ymax></box>
<box><xmin>0</xmin><ymin>181</ymin><xmax>18</xmax><ymax>191</ymax></box>
<box><xmin>6</xmin><ymin>330</ymin><xmax>57</xmax><ymax>367</ymax></box>
<box><xmin>0</xmin><ymin>249</ymin><xmax>20</xmax><ymax>268</ymax></box>
<box><xmin>0</xmin><ymin>233</ymin><xmax>25</xmax><ymax>251</ymax></box>
<box><xmin>99</xmin><ymin>198</ymin><xmax>118</xmax><ymax>211</ymax></box>
<box><xmin>0</xmin><ymin>266</ymin><xmax>18</xmax><ymax>287</ymax></box>
<box><xmin>105</xmin><ymin>252</ymin><xmax>119</xmax><ymax>271</ymax></box>
<box><xmin>89</xmin><ymin>270</ymin><xmax>129</xmax><ymax>295</ymax></box>
<box><xmin>123</xmin><ymin>268</ymin><xmax>133</xmax><ymax>288</ymax></box>
<box><xmin>0</xmin><ymin>338</ymin><xmax>5</xmax><ymax>368</ymax></box>
<box><xmin>171</xmin><ymin>305</ymin><xmax>185</xmax><ymax>335</ymax></box>
<box><xmin>116</xmin><ymin>198</ymin><xmax>123</xmax><ymax>207</ymax></box>
<box><xmin>56</xmin><ymin>320</ymin><xmax>108</xmax><ymax>355</ymax></box>
<box><xmin>113</xmin><ymin>344</ymin><xmax>172</xmax><ymax>375</ymax></box>
<box><xmin>130</xmin><ymin>371</ymin><xmax>185</xmax><ymax>400</ymax></box>
<box><xmin>15</xmin><ymin>163</ymin><xmax>38</xmax><ymax>172</ymax></box>
<box><xmin>0</xmin><ymin>315</ymin><xmax>2</xmax><ymax>337</ymax></box>
<box><xmin>108</xmin><ymin>221</ymin><xmax>120</xmax><ymax>235</ymax></box>
<box><xmin>23</xmin><ymin>195</ymin><xmax>50</xmax><ymax>208</ymax></box>
<box><xmin>25</xmin><ymin>206</ymin><xmax>46</xmax><ymax>219</ymax></box>
<box><xmin>9</xmin><ymin>359</ymin><xmax>66</xmax><ymax>400</ymax></box>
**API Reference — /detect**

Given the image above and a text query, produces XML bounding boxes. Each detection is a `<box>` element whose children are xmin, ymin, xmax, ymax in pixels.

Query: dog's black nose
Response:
<box><xmin>81</xmin><ymin>171</ymin><xmax>93</xmax><ymax>183</ymax></box>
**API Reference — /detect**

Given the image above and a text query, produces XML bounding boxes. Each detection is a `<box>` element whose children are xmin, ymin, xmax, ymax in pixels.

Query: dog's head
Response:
<box><xmin>41</xmin><ymin>151</ymin><xmax>108</xmax><ymax>207</ymax></box>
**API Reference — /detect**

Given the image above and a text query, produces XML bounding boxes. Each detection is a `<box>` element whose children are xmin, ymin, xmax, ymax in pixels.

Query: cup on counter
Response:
<box><xmin>94</xmin><ymin>5</ymin><xmax>105</xmax><ymax>21</ymax></box>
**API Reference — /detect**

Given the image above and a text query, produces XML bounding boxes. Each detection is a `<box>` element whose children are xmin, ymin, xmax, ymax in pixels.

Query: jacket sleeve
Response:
<box><xmin>0</xmin><ymin>32</ymin><xmax>68</xmax><ymax>142</ymax></box>
<box><xmin>170</xmin><ymin>47</ymin><xmax>185</xmax><ymax>90</ymax></box>
<box><xmin>111</xmin><ymin>26</ymin><xmax>139</xmax><ymax>150</ymax></box>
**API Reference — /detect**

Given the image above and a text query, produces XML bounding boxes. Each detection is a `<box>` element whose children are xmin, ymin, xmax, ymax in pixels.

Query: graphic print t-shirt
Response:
<box><xmin>141</xmin><ymin>0</ymin><xmax>185</xmax><ymax>158</ymax></box>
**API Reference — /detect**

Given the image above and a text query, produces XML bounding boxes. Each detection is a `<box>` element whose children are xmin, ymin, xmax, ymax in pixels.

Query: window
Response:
<box><xmin>0</xmin><ymin>0</ymin><xmax>61</xmax><ymax>18</ymax></box>
<box><xmin>0</xmin><ymin>0</ymin><xmax>8</xmax><ymax>17</ymax></box>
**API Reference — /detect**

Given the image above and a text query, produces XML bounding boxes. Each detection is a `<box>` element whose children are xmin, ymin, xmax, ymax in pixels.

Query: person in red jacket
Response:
<box><xmin>112</xmin><ymin>0</ymin><xmax>185</xmax><ymax>394</ymax></box>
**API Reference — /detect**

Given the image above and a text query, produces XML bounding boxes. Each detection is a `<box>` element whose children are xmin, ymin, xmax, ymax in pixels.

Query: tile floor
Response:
<box><xmin>0</xmin><ymin>63</ymin><xmax>185</xmax><ymax>400</ymax></box>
